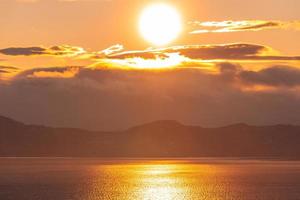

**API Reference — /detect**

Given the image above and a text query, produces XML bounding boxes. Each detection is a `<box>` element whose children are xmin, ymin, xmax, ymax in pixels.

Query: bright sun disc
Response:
<box><xmin>139</xmin><ymin>4</ymin><xmax>182</xmax><ymax>46</ymax></box>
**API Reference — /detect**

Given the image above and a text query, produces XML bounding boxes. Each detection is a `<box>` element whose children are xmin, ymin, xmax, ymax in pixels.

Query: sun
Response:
<box><xmin>139</xmin><ymin>4</ymin><xmax>182</xmax><ymax>46</ymax></box>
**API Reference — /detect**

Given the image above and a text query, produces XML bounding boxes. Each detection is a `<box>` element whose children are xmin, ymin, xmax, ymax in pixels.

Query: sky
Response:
<box><xmin>0</xmin><ymin>0</ymin><xmax>300</xmax><ymax>130</ymax></box>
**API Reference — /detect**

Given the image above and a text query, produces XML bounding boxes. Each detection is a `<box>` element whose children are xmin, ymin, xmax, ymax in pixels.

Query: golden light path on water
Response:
<box><xmin>1</xmin><ymin>158</ymin><xmax>300</xmax><ymax>199</ymax></box>
<box><xmin>85</xmin><ymin>161</ymin><xmax>223</xmax><ymax>200</ymax></box>
<box><xmin>131</xmin><ymin>164</ymin><xmax>187</xmax><ymax>199</ymax></box>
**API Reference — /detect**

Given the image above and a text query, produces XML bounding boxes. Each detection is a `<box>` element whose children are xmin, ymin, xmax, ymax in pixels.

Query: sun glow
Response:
<box><xmin>92</xmin><ymin>53</ymin><xmax>188</xmax><ymax>70</ymax></box>
<box><xmin>139</xmin><ymin>4</ymin><xmax>182</xmax><ymax>46</ymax></box>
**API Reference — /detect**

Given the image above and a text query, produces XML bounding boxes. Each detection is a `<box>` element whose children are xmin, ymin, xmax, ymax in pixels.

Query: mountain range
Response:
<box><xmin>0</xmin><ymin>116</ymin><xmax>299</xmax><ymax>158</ymax></box>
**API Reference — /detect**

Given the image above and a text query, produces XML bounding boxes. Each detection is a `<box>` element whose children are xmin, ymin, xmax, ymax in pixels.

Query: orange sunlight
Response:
<box><xmin>139</xmin><ymin>3</ymin><xmax>182</xmax><ymax>46</ymax></box>
<box><xmin>90</xmin><ymin>53</ymin><xmax>189</xmax><ymax>70</ymax></box>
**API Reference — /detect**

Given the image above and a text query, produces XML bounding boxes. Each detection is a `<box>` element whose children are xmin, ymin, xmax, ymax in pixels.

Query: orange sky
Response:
<box><xmin>0</xmin><ymin>0</ymin><xmax>300</xmax><ymax>130</ymax></box>
<box><xmin>1</xmin><ymin>0</ymin><xmax>300</xmax><ymax>53</ymax></box>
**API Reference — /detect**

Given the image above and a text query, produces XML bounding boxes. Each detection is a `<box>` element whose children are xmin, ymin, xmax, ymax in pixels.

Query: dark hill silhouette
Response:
<box><xmin>0</xmin><ymin>116</ymin><xmax>299</xmax><ymax>158</ymax></box>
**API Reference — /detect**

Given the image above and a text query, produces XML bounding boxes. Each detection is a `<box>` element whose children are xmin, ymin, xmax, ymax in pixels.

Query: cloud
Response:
<box><xmin>216</xmin><ymin>63</ymin><xmax>300</xmax><ymax>88</ymax></box>
<box><xmin>109</xmin><ymin>43</ymin><xmax>300</xmax><ymax>61</ymax></box>
<box><xmin>100</xmin><ymin>44</ymin><xmax>124</xmax><ymax>56</ymax></box>
<box><xmin>239</xmin><ymin>65</ymin><xmax>300</xmax><ymax>87</ymax></box>
<box><xmin>84</xmin><ymin>44</ymin><xmax>124</xmax><ymax>60</ymax></box>
<box><xmin>0</xmin><ymin>44</ymin><xmax>124</xmax><ymax>63</ymax></box>
<box><xmin>189</xmin><ymin>20</ymin><xmax>300</xmax><ymax>34</ymax></box>
<box><xmin>0</xmin><ymin>45</ymin><xmax>86</xmax><ymax>57</ymax></box>
<box><xmin>16</xmin><ymin>66</ymin><xmax>80</xmax><ymax>79</ymax></box>
<box><xmin>0</xmin><ymin>66</ymin><xmax>19</xmax><ymax>74</ymax></box>
<box><xmin>0</xmin><ymin>47</ymin><xmax>46</xmax><ymax>56</ymax></box>
<box><xmin>1</xmin><ymin>62</ymin><xmax>300</xmax><ymax>131</ymax></box>
<box><xmin>2</xmin><ymin>43</ymin><xmax>299</xmax><ymax>63</ymax></box>
<box><xmin>0</xmin><ymin>70</ymin><xmax>9</xmax><ymax>74</ymax></box>
<box><xmin>0</xmin><ymin>66</ymin><xmax>19</xmax><ymax>81</ymax></box>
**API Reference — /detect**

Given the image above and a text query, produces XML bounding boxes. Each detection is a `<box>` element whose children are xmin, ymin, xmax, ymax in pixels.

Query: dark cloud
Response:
<box><xmin>0</xmin><ymin>66</ymin><xmax>19</xmax><ymax>70</ymax></box>
<box><xmin>0</xmin><ymin>47</ymin><xmax>46</xmax><ymax>56</ymax></box>
<box><xmin>1</xmin><ymin>43</ymin><xmax>299</xmax><ymax>61</ymax></box>
<box><xmin>236</xmin><ymin>22</ymin><xmax>279</xmax><ymax>31</ymax></box>
<box><xmin>217</xmin><ymin>63</ymin><xmax>300</xmax><ymax>87</ymax></box>
<box><xmin>166</xmin><ymin>44</ymin><xmax>264</xmax><ymax>60</ymax></box>
<box><xmin>15</xmin><ymin>66</ymin><xmax>80</xmax><ymax>79</ymax></box>
<box><xmin>1</xmin><ymin>63</ymin><xmax>300</xmax><ymax>131</ymax></box>
<box><xmin>0</xmin><ymin>45</ymin><xmax>85</xmax><ymax>56</ymax></box>
<box><xmin>0</xmin><ymin>66</ymin><xmax>19</xmax><ymax>74</ymax></box>
<box><xmin>0</xmin><ymin>70</ymin><xmax>9</xmax><ymax>73</ymax></box>
<box><xmin>109</xmin><ymin>43</ymin><xmax>300</xmax><ymax>61</ymax></box>
<box><xmin>239</xmin><ymin>66</ymin><xmax>300</xmax><ymax>87</ymax></box>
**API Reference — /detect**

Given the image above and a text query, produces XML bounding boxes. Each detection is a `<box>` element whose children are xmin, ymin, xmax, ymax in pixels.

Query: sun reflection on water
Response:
<box><xmin>134</xmin><ymin>164</ymin><xmax>185</xmax><ymax>200</ymax></box>
<box><xmin>87</xmin><ymin>161</ymin><xmax>221</xmax><ymax>200</ymax></box>
<box><xmin>1</xmin><ymin>159</ymin><xmax>298</xmax><ymax>200</ymax></box>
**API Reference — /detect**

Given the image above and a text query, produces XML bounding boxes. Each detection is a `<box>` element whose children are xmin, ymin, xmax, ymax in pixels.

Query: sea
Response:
<box><xmin>0</xmin><ymin>158</ymin><xmax>299</xmax><ymax>200</ymax></box>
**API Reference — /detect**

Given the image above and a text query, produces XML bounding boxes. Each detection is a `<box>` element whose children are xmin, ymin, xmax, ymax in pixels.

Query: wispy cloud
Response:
<box><xmin>109</xmin><ymin>43</ymin><xmax>300</xmax><ymax>61</ymax></box>
<box><xmin>82</xmin><ymin>44</ymin><xmax>124</xmax><ymax>60</ymax></box>
<box><xmin>0</xmin><ymin>66</ymin><xmax>19</xmax><ymax>80</ymax></box>
<box><xmin>20</xmin><ymin>67</ymin><xmax>80</xmax><ymax>79</ymax></box>
<box><xmin>0</xmin><ymin>45</ymin><xmax>86</xmax><ymax>57</ymax></box>
<box><xmin>3</xmin><ymin>43</ymin><xmax>299</xmax><ymax>63</ymax></box>
<box><xmin>0</xmin><ymin>66</ymin><xmax>19</xmax><ymax>73</ymax></box>
<box><xmin>189</xmin><ymin>20</ymin><xmax>300</xmax><ymax>34</ymax></box>
<box><xmin>0</xmin><ymin>44</ymin><xmax>123</xmax><ymax>61</ymax></box>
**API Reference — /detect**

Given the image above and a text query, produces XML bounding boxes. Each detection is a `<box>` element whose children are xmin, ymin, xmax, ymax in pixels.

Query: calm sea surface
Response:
<box><xmin>0</xmin><ymin>158</ymin><xmax>299</xmax><ymax>200</ymax></box>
